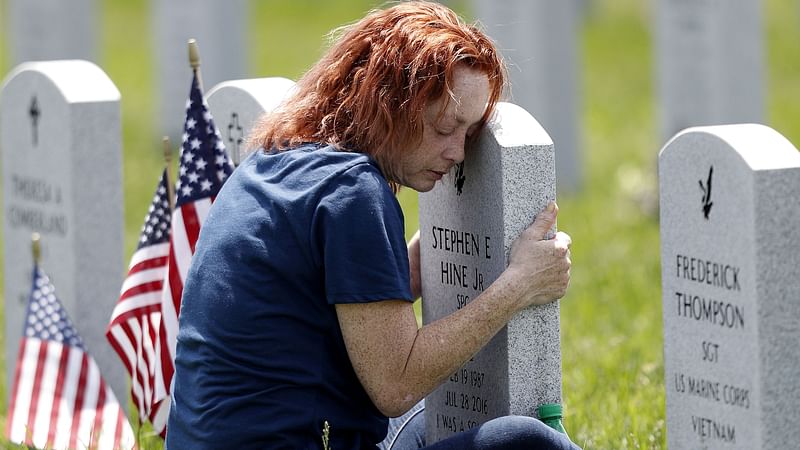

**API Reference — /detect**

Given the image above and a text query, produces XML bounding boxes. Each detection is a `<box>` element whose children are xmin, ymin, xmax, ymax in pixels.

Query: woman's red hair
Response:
<box><xmin>248</xmin><ymin>1</ymin><xmax>505</xmax><ymax>190</ymax></box>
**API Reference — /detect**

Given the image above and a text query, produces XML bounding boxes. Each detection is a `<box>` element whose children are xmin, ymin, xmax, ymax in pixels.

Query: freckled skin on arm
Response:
<box><xmin>336</xmin><ymin>203</ymin><xmax>571</xmax><ymax>417</ymax></box>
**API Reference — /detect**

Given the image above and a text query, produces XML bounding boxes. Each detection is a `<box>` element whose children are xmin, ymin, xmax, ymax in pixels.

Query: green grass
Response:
<box><xmin>558</xmin><ymin>2</ymin><xmax>665</xmax><ymax>448</ymax></box>
<box><xmin>1</xmin><ymin>0</ymin><xmax>799</xmax><ymax>448</ymax></box>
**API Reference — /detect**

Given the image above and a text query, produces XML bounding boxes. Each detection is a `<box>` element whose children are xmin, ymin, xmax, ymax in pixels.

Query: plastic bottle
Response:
<box><xmin>537</xmin><ymin>403</ymin><xmax>570</xmax><ymax>438</ymax></box>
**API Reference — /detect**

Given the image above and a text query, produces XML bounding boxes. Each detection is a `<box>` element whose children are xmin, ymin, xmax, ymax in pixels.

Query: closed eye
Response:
<box><xmin>436</xmin><ymin>128</ymin><xmax>455</xmax><ymax>137</ymax></box>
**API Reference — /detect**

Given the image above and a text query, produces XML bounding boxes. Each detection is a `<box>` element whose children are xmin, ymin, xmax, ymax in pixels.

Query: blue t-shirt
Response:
<box><xmin>166</xmin><ymin>144</ymin><xmax>413</xmax><ymax>449</ymax></box>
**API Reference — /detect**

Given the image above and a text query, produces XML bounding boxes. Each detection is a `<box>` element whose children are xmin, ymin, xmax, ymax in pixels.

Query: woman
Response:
<box><xmin>166</xmin><ymin>2</ymin><xmax>575</xmax><ymax>449</ymax></box>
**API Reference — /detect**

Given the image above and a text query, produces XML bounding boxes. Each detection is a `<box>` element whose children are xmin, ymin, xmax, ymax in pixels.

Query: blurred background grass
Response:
<box><xmin>1</xmin><ymin>0</ymin><xmax>799</xmax><ymax>448</ymax></box>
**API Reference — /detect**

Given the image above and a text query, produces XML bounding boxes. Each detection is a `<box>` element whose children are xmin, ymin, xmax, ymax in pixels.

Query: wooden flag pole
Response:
<box><xmin>188</xmin><ymin>38</ymin><xmax>204</xmax><ymax>91</ymax></box>
<box><xmin>31</xmin><ymin>232</ymin><xmax>41</xmax><ymax>265</ymax></box>
<box><xmin>163</xmin><ymin>136</ymin><xmax>176</xmax><ymax>212</ymax></box>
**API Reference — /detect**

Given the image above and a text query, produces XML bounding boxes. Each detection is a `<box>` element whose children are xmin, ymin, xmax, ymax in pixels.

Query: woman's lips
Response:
<box><xmin>430</xmin><ymin>169</ymin><xmax>448</xmax><ymax>180</ymax></box>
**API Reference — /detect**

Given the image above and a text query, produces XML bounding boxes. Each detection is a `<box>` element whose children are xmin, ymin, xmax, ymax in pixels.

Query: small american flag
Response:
<box><xmin>156</xmin><ymin>69</ymin><xmax>233</xmax><ymax>428</ymax></box>
<box><xmin>7</xmin><ymin>265</ymin><xmax>136</xmax><ymax>450</ymax></box>
<box><xmin>106</xmin><ymin>170</ymin><xmax>172</xmax><ymax>434</ymax></box>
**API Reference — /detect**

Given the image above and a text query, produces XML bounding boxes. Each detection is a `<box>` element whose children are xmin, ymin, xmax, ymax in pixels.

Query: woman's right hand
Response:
<box><xmin>506</xmin><ymin>202</ymin><xmax>572</xmax><ymax>310</ymax></box>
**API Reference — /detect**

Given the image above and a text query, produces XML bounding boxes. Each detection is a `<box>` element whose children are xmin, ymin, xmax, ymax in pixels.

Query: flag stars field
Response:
<box><xmin>26</xmin><ymin>274</ymin><xmax>82</xmax><ymax>348</ymax></box>
<box><xmin>138</xmin><ymin>183</ymin><xmax>171</xmax><ymax>247</ymax></box>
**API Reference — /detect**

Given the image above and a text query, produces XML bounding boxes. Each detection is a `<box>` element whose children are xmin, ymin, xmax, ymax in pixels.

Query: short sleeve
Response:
<box><xmin>313</xmin><ymin>163</ymin><xmax>412</xmax><ymax>304</ymax></box>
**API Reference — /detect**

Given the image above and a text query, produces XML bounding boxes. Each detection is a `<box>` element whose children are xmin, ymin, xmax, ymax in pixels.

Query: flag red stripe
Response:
<box><xmin>126</xmin><ymin>242</ymin><xmax>170</xmax><ymax>268</ymax></box>
<box><xmin>107</xmin><ymin>326</ymin><xmax>134</xmax><ymax>375</ymax></box>
<box><xmin>119</xmin><ymin>279</ymin><xmax>164</xmax><ymax>302</ymax></box>
<box><xmin>158</xmin><ymin>309</ymin><xmax>175</xmax><ymax>399</ymax></box>
<box><xmin>159</xmin><ymin>233</ymin><xmax>185</xmax><ymax>383</ymax></box>
<box><xmin>144</xmin><ymin>317</ymin><xmax>159</xmax><ymax>417</ymax></box>
<box><xmin>68</xmin><ymin>354</ymin><xmax>90</xmax><ymax>450</ymax></box>
<box><xmin>110</xmin><ymin>290</ymin><xmax>163</xmax><ymax>326</ymax></box>
<box><xmin>145</xmin><ymin>313</ymin><xmax>160</xmax><ymax>410</ymax></box>
<box><xmin>128</xmin><ymin>255</ymin><xmax>168</xmax><ymax>274</ymax></box>
<box><xmin>167</xmin><ymin>245</ymin><xmax>183</xmax><ymax>315</ymax></box>
<box><xmin>109</xmin><ymin>303</ymin><xmax>163</xmax><ymax>325</ymax></box>
<box><xmin>6</xmin><ymin>339</ymin><xmax>28</xmax><ymax>438</ymax></box>
<box><xmin>148</xmin><ymin>399</ymin><xmax>168</xmax><ymax>438</ymax></box>
<box><xmin>127</xmin><ymin>320</ymin><xmax>151</xmax><ymax>419</ymax></box>
<box><xmin>109</xmin><ymin>319</ymin><xmax>151</xmax><ymax>422</ymax></box>
<box><xmin>148</xmin><ymin>399</ymin><xmax>165</xmax><ymax>425</ymax></box>
<box><xmin>25</xmin><ymin>341</ymin><xmax>49</xmax><ymax>445</ymax></box>
<box><xmin>114</xmin><ymin>408</ymin><xmax>125</xmax><ymax>449</ymax></box>
<box><xmin>180</xmin><ymin>202</ymin><xmax>202</xmax><ymax>254</ymax></box>
<box><xmin>45</xmin><ymin>345</ymin><xmax>70</xmax><ymax>446</ymax></box>
<box><xmin>91</xmin><ymin>382</ymin><xmax>107</xmax><ymax>447</ymax></box>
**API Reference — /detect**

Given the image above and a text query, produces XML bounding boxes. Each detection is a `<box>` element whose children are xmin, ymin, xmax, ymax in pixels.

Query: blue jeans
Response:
<box><xmin>381</xmin><ymin>401</ymin><xmax>581</xmax><ymax>450</ymax></box>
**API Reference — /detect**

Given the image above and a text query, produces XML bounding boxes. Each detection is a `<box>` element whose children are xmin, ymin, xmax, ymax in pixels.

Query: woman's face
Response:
<box><xmin>394</xmin><ymin>66</ymin><xmax>491</xmax><ymax>193</ymax></box>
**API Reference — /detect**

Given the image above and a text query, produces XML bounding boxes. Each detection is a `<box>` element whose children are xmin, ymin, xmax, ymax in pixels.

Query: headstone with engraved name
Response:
<box><xmin>6</xmin><ymin>0</ymin><xmax>96</xmax><ymax>65</ymax></box>
<box><xmin>659</xmin><ymin>124</ymin><xmax>800</xmax><ymax>449</ymax></box>
<box><xmin>420</xmin><ymin>102</ymin><xmax>562</xmax><ymax>442</ymax></box>
<box><xmin>206</xmin><ymin>77</ymin><xmax>296</xmax><ymax>165</ymax></box>
<box><xmin>0</xmin><ymin>60</ymin><xmax>127</xmax><ymax>408</ymax></box>
<box><xmin>655</xmin><ymin>0</ymin><xmax>765</xmax><ymax>143</ymax></box>
<box><xmin>153</xmin><ymin>0</ymin><xmax>248</xmax><ymax>142</ymax></box>
<box><xmin>473</xmin><ymin>0</ymin><xmax>582</xmax><ymax>192</ymax></box>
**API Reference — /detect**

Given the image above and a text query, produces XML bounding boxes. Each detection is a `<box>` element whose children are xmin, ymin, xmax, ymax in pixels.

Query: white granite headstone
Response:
<box><xmin>1</xmin><ymin>60</ymin><xmax>127</xmax><ymax>408</ymax></box>
<box><xmin>206</xmin><ymin>77</ymin><xmax>296</xmax><ymax>165</ymax></box>
<box><xmin>420</xmin><ymin>102</ymin><xmax>562</xmax><ymax>442</ymax></box>
<box><xmin>153</xmin><ymin>0</ymin><xmax>248</xmax><ymax>141</ymax></box>
<box><xmin>659</xmin><ymin>124</ymin><xmax>800</xmax><ymax>449</ymax></box>
<box><xmin>655</xmin><ymin>0</ymin><xmax>765</xmax><ymax>142</ymax></box>
<box><xmin>7</xmin><ymin>0</ymin><xmax>96</xmax><ymax>65</ymax></box>
<box><xmin>473</xmin><ymin>0</ymin><xmax>582</xmax><ymax>192</ymax></box>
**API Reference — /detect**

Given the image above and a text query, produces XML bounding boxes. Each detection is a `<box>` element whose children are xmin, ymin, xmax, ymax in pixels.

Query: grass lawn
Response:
<box><xmin>0</xmin><ymin>0</ymin><xmax>798</xmax><ymax>448</ymax></box>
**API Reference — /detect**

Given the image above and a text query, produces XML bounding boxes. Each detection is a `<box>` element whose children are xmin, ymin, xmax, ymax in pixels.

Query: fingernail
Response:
<box><xmin>547</xmin><ymin>202</ymin><xmax>556</xmax><ymax>213</ymax></box>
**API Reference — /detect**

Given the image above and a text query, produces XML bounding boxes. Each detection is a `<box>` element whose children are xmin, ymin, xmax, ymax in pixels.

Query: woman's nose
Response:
<box><xmin>442</xmin><ymin>134</ymin><xmax>466</xmax><ymax>163</ymax></box>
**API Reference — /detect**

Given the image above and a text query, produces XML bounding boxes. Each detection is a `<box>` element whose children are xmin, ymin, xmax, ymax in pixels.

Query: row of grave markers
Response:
<box><xmin>3</xmin><ymin>58</ymin><xmax>798</xmax><ymax>447</ymax></box>
<box><xmin>0</xmin><ymin>59</ymin><xmax>295</xmax><ymax>413</ymax></box>
<box><xmin>3</xmin><ymin>0</ymin><xmax>769</xmax><ymax>192</ymax></box>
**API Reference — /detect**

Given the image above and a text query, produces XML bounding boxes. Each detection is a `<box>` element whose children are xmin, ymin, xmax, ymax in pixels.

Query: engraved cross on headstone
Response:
<box><xmin>226</xmin><ymin>112</ymin><xmax>244</xmax><ymax>166</ymax></box>
<box><xmin>29</xmin><ymin>96</ymin><xmax>40</xmax><ymax>146</ymax></box>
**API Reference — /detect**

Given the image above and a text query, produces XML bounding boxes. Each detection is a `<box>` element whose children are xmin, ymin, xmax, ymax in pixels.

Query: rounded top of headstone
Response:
<box><xmin>487</xmin><ymin>102</ymin><xmax>553</xmax><ymax>148</ymax></box>
<box><xmin>660</xmin><ymin>124</ymin><xmax>800</xmax><ymax>171</ymax></box>
<box><xmin>1</xmin><ymin>60</ymin><xmax>120</xmax><ymax>104</ymax></box>
<box><xmin>206</xmin><ymin>77</ymin><xmax>296</xmax><ymax>112</ymax></box>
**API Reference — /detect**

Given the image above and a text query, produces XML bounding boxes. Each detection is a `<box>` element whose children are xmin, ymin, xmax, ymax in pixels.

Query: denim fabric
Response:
<box><xmin>383</xmin><ymin>401</ymin><xmax>582</xmax><ymax>450</ymax></box>
<box><xmin>380</xmin><ymin>401</ymin><xmax>426</xmax><ymax>450</ymax></box>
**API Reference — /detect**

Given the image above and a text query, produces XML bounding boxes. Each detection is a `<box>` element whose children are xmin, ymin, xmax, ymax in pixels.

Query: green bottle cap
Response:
<box><xmin>537</xmin><ymin>403</ymin><xmax>563</xmax><ymax>420</ymax></box>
